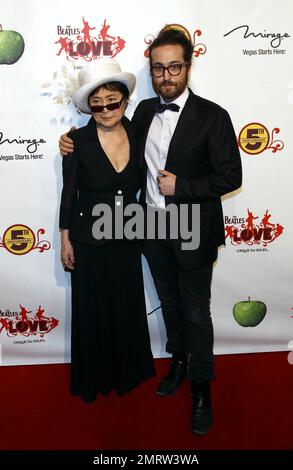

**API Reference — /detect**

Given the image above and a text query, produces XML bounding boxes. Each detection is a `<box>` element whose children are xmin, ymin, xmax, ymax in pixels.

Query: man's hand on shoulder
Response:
<box><xmin>59</xmin><ymin>126</ymin><xmax>76</xmax><ymax>156</ymax></box>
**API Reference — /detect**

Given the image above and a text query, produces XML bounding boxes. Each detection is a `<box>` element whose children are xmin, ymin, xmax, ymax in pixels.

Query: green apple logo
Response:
<box><xmin>233</xmin><ymin>297</ymin><xmax>267</xmax><ymax>327</ymax></box>
<box><xmin>0</xmin><ymin>24</ymin><xmax>25</xmax><ymax>64</ymax></box>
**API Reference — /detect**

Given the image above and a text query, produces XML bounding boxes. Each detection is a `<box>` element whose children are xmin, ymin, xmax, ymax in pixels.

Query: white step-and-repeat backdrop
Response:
<box><xmin>1</xmin><ymin>0</ymin><xmax>292</xmax><ymax>365</ymax></box>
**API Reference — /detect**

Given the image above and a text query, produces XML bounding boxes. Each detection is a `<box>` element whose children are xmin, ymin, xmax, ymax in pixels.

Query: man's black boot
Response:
<box><xmin>191</xmin><ymin>380</ymin><xmax>213</xmax><ymax>435</ymax></box>
<box><xmin>156</xmin><ymin>355</ymin><xmax>187</xmax><ymax>396</ymax></box>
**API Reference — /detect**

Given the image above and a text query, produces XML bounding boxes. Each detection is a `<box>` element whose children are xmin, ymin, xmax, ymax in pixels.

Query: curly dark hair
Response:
<box><xmin>148</xmin><ymin>27</ymin><xmax>194</xmax><ymax>65</ymax></box>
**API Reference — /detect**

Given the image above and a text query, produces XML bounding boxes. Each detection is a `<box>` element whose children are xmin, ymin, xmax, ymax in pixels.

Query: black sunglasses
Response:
<box><xmin>90</xmin><ymin>98</ymin><xmax>124</xmax><ymax>113</ymax></box>
<box><xmin>150</xmin><ymin>62</ymin><xmax>189</xmax><ymax>77</ymax></box>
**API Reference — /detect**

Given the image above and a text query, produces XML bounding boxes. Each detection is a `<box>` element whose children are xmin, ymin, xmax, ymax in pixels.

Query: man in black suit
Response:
<box><xmin>132</xmin><ymin>27</ymin><xmax>242</xmax><ymax>435</ymax></box>
<box><xmin>59</xmin><ymin>27</ymin><xmax>242</xmax><ymax>435</ymax></box>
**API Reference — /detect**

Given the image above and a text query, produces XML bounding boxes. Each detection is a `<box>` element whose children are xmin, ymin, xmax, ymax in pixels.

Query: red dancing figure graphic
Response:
<box><xmin>82</xmin><ymin>17</ymin><xmax>95</xmax><ymax>45</ymax></box>
<box><xmin>245</xmin><ymin>209</ymin><xmax>258</xmax><ymax>232</ymax></box>
<box><xmin>55</xmin><ymin>37</ymin><xmax>70</xmax><ymax>56</ymax></box>
<box><xmin>19</xmin><ymin>305</ymin><xmax>31</xmax><ymax>323</ymax></box>
<box><xmin>35</xmin><ymin>305</ymin><xmax>50</xmax><ymax>322</ymax></box>
<box><xmin>36</xmin><ymin>306</ymin><xmax>45</xmax><ymax>321</ymax></box>
<box><xmin>100</xmin><ymin>19</ymin><xmax>115</xmax><ymax>41</ymax></box>
<box><xmin>112</xmin><ymin>36</ymin><xmax>126</xmax><ymax>58</ymax></box>
<box><xmin>261</xmin><ymin>210</ymin><xmax>274</xmax><ymax>228</ymax></box>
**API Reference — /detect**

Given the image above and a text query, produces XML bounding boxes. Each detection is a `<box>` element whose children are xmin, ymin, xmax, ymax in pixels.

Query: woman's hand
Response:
<box><xmin>59</xmin><ymin>126</ymin><xmax>76</xmax><ymax>156</ymax></box>
<box><xmin>60</xmin><ymin>230</ymin><xmax>75</xmax><ymax>270</ymax></box>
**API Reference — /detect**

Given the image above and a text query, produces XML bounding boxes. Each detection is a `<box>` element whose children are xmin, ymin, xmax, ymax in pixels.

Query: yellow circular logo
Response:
<box><xmin>3</xmin><ymin>224</ymin><xmax>35</xmax><ymax>255</ymax></box>
<box><xmin>238</xmin><ymin>123</ymin><xmax>270</xmax><ymax>155</ymax></box>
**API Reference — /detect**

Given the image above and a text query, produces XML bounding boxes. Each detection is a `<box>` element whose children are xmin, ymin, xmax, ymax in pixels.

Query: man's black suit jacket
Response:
<box><xmin>132</xmin><ymin>89</ymin><xmax>242</xmax><ymax>270</ymax></box>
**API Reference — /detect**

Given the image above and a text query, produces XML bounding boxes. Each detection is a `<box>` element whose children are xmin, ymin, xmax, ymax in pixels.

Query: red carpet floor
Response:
<box><xmin>0</xmin><ymin>352</ymin><xmax>292</xmax><ymax>450</ymax></box>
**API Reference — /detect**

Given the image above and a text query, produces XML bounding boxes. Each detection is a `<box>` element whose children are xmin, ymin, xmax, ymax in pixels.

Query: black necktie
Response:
<box><xmin>154</xmin><ymin>102</ymin><xmax>180</xmax><ymax>113</ymax></box>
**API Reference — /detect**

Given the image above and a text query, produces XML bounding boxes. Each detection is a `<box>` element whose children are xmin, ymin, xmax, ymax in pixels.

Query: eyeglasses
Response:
<box><xmin>150</xmin><ymin>62</ymin><xmax>189</xmax><ymax>78</ymax></box>
<box><xmin>90</xmin><ymin>98</ymin><xmax>124</xmax><ymax>113</ymax></box>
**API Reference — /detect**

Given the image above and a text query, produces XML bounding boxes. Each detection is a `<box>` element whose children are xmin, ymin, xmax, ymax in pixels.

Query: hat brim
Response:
<box><xmin>73</xmin><ymin>72</ymin><xmax>136</xmax><ymax>114</ymax></box>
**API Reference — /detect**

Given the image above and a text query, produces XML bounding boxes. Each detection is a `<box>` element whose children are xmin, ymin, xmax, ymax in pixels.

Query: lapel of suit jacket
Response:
<box><xmin>136</xmin><ymin>98</ymin><xmax>159</xmax><ymax>175</ymax></box>
<box><xmin>164</xmin><ymin>90</ymin><xmax>199</xmax><ymax>171</ymax></box>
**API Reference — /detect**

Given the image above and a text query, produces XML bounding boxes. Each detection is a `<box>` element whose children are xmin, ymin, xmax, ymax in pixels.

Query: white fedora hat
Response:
<box><xmin>73</xmin><ymin>59</ymin><xmax>136</xmax><ymax>114</ymax></box>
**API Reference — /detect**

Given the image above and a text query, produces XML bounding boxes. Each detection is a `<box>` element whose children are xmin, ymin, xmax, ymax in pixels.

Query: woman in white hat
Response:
<box><xmin>59</xmin><ymin>59</ymin><xmax>155</xmax><ymax>402</ymax></box>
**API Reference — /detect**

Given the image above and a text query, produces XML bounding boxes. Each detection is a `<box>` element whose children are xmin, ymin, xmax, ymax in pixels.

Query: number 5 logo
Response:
<box><xmin>238</xmin><ymin>123</ymin><xmax>270</xmax><ymax>155</ymax></box>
